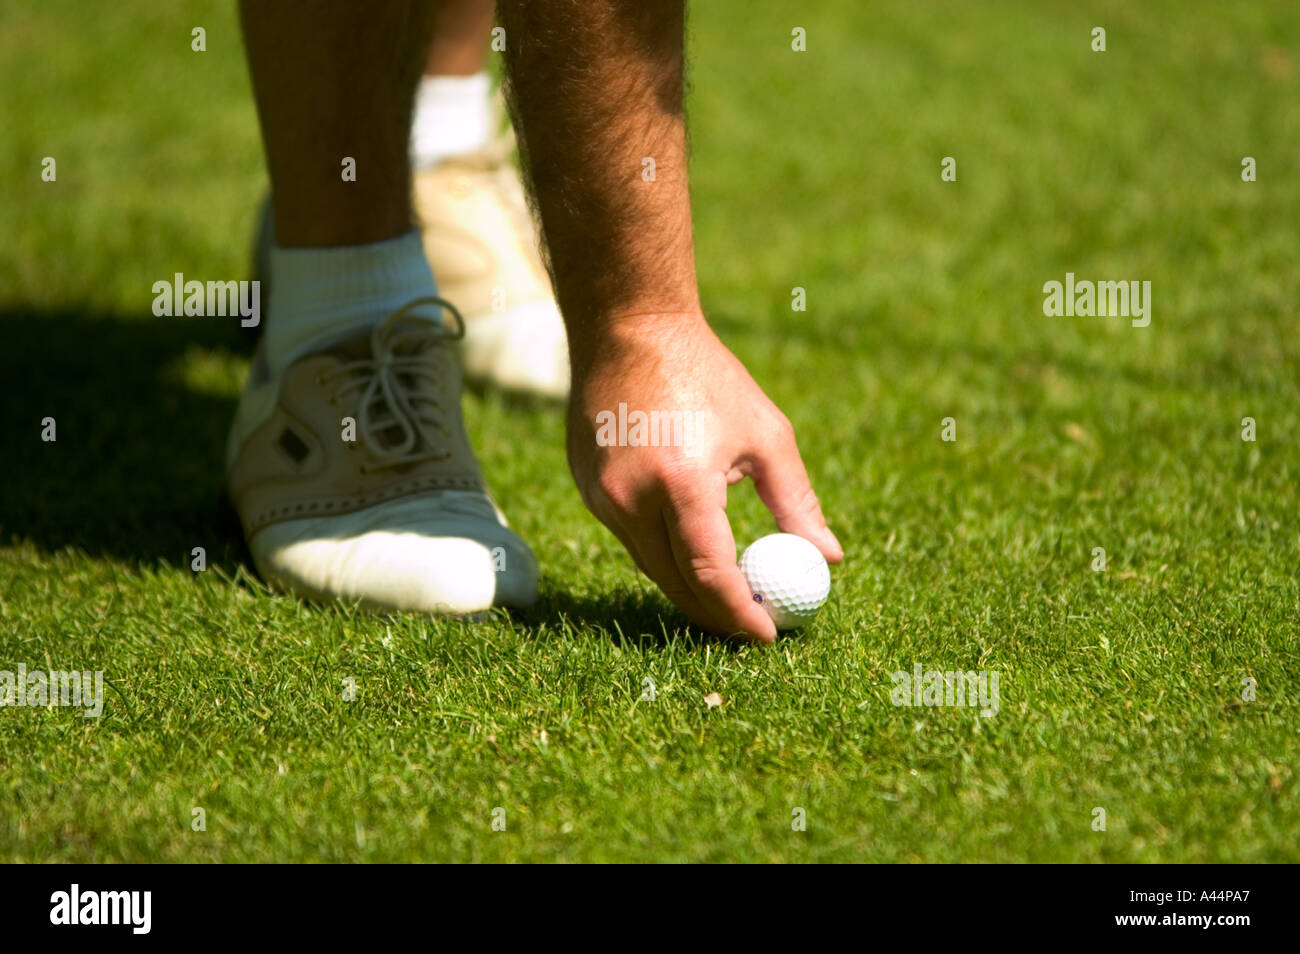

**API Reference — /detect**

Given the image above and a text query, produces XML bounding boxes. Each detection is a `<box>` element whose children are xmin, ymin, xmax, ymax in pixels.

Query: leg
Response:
<box><xmin>229</xmin><ymin>1</ymin><xmax>539</xmax><ymax>616</ymax></box>
<box><xmin>239</xmin><ymin>0</ymin><xmax>432</xmax><ymax>247</ymax></box>
<box><xmin>247</xmin><ymin>0</ymin><xmax>569</xmax><ymax>398</ymax></box>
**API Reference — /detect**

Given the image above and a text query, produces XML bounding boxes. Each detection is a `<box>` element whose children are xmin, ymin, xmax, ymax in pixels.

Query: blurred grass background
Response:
<box><xmin>0</xmin><ymin>0</ymin><xmax>1297</xmax><ymax>861</ymax></box>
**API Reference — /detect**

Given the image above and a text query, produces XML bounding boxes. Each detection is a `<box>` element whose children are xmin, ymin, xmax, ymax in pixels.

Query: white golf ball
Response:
<box><xmin>738</xmin><ymin>533</ymin><xmax>831</xmax><ymax>630</ymax></box>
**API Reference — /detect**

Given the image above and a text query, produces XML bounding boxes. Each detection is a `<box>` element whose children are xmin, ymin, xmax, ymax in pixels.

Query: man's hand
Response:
<box><xmin>567</xmin><ymin>313</ymin><xmax>842</xmax><ymax>642</ymax></box>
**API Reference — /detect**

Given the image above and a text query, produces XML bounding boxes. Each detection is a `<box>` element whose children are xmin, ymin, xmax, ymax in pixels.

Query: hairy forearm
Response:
<box><xmin>498</xmin><ymin>1</ymin><xmax>699</xmax><ymax>358</ymax></box>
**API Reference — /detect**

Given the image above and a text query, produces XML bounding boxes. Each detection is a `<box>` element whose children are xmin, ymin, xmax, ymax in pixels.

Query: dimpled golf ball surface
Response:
<box><xmin>739</xmin><ymin>533</ymin><xmax>831</xmax><ymax>629</ymax></box>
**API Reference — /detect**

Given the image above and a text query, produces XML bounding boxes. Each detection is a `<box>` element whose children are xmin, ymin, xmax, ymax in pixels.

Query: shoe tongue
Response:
<box><xmin>326</xmin><ymin>328</ymin><xmax>377</xmax><ymax>362</ymax></box>
<box><xmin>297</xmin><ymin>322</ymin><xmax>376</xmax><ymax>364</ymax></box>
<box><xmin>311</xmin><ymin>313</ymin><xmax>445</xmax><ymax>364</ymax></box>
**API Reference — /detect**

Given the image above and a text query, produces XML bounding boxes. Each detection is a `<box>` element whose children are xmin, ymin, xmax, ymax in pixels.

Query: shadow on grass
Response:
<box><xmin>510</xmin><ymin>586</ymin><xmax>732</xmax><ymax>650</ymax></box>
<box><xmin>0</xmin><ymin>306</ymin><xmax>254</xmax><ymax>574</ymax></box>
<box><xmin>0</xmin><ymin>306</ymin><xmax>744</xmax><ymax>647</ymax></box>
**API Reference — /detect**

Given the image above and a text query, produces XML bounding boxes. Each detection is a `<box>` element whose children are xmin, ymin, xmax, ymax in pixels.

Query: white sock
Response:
<box><xmin>411</xmin><ymin>72</ymin><xmax>493</xmax><ymax>169</ymax></box>
<box><xmin>264</xmin><ymin>230</ymin><xmax>439</xmax><ymax>375</ymax></box>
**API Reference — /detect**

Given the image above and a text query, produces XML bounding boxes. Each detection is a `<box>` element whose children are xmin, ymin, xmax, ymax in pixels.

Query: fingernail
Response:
<box><xmin>825</xmin><ymin>527</ymin><xmax>843</xmax><ymax>559</ymax></box>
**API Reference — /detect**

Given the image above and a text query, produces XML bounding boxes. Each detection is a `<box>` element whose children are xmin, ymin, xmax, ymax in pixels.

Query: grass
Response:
<box><xmin>1</xmin><ymin>0</ymin><xmax>1298</xmax><ymax>862</ymax></box>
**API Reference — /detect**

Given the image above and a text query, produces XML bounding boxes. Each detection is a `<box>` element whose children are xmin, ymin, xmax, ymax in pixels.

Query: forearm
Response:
<box><xmin>498</xmin><ymin>1</ymin><xmax>699</xmax><ymax>365</ymax></box>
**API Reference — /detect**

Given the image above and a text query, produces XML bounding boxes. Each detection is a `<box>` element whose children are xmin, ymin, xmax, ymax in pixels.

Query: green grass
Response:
<box><xmin>1</xmin><ymin>0</ymin><xmax>1298</xmax><ymax>862</ymax></box>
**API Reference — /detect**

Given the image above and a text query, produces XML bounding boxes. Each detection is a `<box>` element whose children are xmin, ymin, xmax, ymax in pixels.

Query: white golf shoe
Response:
<box><xmin>226</xmin><ymin>297</ymin><xmax>539</xmax><ymax>615</ymax></box>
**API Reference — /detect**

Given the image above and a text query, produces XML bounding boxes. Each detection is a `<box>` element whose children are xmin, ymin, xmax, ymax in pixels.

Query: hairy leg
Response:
<box><xmin>229</xmin><ymin>0</ymin><xmax>541</xmax><ymax>618</ymax></box>
<box><xmin>238</xmin><ymin>0</ymin><xmax>436</xmax><ymax>247</ymax></box>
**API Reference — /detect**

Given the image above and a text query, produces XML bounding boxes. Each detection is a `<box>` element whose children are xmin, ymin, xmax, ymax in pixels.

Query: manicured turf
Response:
<box><xmin>1</xmin><ymin>0</ymin><xmax>1297</xmax><ymax>862</ymax></box>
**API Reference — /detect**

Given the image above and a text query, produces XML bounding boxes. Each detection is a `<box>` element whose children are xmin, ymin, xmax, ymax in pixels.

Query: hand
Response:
<box><xmin>566</xmin><ymin>313</ymin><xmax>843</xmax><ymax>642</ymax></box>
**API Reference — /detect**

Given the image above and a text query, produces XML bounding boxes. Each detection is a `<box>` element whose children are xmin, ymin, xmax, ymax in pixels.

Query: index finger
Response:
<box><xmin>662</xmin><ymin>481</ymin><xmax>777</xmax><ymax>643</ymax></box>
<box><xmin>749</xmin><ymin>430</ymin><xmax>842</xmax><ymax>564</ymax></box>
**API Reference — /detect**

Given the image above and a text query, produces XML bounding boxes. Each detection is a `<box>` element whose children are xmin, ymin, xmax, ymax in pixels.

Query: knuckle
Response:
<box><xmin>792</xmin><ymin>482</ymin><xmax>822</xmax><ymax>517</ymax></box>
<box><xmin>685</xmin><ymin>555</ymin><xmax>728</xmax><ymax>591</ymax></box>
<box><xmin>595</xmin><ymin>469</ymin><xmax>635</xmax><ymax>511</ymax></box>
<box><xmin>771</xmin><ymin>411</ymin><xmax>796</xmax><ymax>442</ymax></box>
<box><xmin>654</xmin><ymin>453</ymin><xmax>710</xmax><ymax>494</ymax></box>
<box><xmin>656</xmin><ymin>462</ymin><xmax>699</xmax><ymax>496</ymax></box>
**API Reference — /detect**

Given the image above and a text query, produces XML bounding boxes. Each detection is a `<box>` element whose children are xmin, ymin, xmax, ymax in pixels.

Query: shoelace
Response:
<box><xmin>318</xmin><ymin>297</ymin><xmax>466</xmax><ymax>472</ymax></box>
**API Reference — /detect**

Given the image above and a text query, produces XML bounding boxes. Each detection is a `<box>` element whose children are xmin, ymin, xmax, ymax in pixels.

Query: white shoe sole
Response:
<box><xmin>248</xmin><ymin>492</ymin><xmax>539</xmax><ymax>615</ymax></box>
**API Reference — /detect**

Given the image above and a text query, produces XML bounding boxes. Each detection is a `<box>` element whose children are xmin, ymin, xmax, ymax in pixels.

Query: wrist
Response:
<box><xmin>567</xmin><ymin>307</ymin><xmax>706</xmax><ymax>378</ymax></box>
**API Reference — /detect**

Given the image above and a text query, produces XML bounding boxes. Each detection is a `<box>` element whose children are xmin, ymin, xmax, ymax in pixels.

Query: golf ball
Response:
<box><xmin>738</xmin><ymin>533</ymin><xmax>831</xmax><ymax>630</ymax></box>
